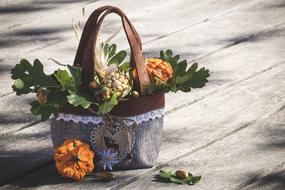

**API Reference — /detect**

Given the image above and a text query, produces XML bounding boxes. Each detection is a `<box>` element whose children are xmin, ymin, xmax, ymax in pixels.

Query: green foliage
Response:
<box><xmin>148</xmin><ymin>49</ymin><xmax>210</xmax><ymax>93</ymax></box>
<box><xmin>11</xmin><ymin>59</ymin><xmax>64</xmax><ymax>120</ymax></box>
<box><xmin>54</xmin><ymin>69</ymin><xmax>76</xmax><ymax>91</ymax></box>
<box><xmin>11</xmin><ymin>48</ymin><xmax>210</xmax><ymax>121</ymax></box>
<box><xmin>11</xmin><ymin>59</ymin><xmax>60</xmax><ymax>95</ymax></box>
<box><xmin>14</xmin><ymin>79</ymin><xmax>24</xmax><ymax>89</ymax></box>
<box><xmin>67</xmin><ymin>91</ymin><xmax>93</xmax><ymax>109</ymax></box>
<box><xmin>97</xmin><ymin>94</ymin><xmax>118</xmax><ymax>115</ymax></box>
<box><xmin>108</xmin><ymin>50</ymin><xmax>127</xmax><ymax>66</ymax></box>
<box><xmin>11</xmin><ymin>59</ymin><xmax>124</xmax><ymax>121</ymax></box>
<box><xmin>154</xmin><ymin>169</ymin><xmax>201</xmax><ymax>185</ymax></box>
<box><xmin>102</xmin><ymin>43</ymin><xmax>128</xmax><ymax>69</ymax></box>
<box><xmin>67</xmin><ymin>65</ymin><xmax>81</xmax><ymax>89</ymax></box>
<box><xmin>118</xmin><ymin>62</ymin><xmax>131</xmax><ymax>73</ymax></box>
<box><xmin>30</xmin><ymin>91</ymin><xmax>67</xmax><ymax>120</ymax></box>
<box><xmin>30</xmin><ymin>101</ymin><xmax>59</xmax><ymax>121</ymax></box>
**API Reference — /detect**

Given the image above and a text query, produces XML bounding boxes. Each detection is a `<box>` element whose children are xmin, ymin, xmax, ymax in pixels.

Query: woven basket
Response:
<box><xmin>50</xmin><ymin>6</ymin><xmax>165</xmax><ymax>170</ymax></box>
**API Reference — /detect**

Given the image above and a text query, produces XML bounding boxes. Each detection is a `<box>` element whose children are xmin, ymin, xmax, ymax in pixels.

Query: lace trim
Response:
<box><xmin>55</xmin><ymin>108</ymin><xmax>164</xmax><ymax>125</ymax></box>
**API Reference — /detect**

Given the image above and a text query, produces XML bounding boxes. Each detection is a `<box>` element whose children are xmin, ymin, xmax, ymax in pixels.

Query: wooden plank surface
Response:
<box><xmin>121</xmin><ymin>103</ymin><xmax>285</xmax><ymax>190</ymax></box>
<box><xmin>2</xmin><ymin>52</ymin><xmax>285</xmax><ymax>190</ymax></box>
<box><xmin>0</xmin><ymin>0</ymin><xmax>255</xmax><ymax>135</ymax></box>
<box><xmin>0</xmin><ymin>0</ymin><xmax>255</xmax><ymax>96</ymax></box>
<box><xmin>0</xmin><ymin>0</ymin><xmax>284</xmax><ymax>189</ymax></box>
<box><xmin>1</xmin><ymin>0</ymin><xmax>284</xmax><ymax>135</ymax></box>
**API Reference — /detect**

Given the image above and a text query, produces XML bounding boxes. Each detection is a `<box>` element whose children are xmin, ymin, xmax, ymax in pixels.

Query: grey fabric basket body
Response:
<box><xmin>50</xmin><ymin>115</ymin><xmax>163</xmax><ymax>170</ymax></box>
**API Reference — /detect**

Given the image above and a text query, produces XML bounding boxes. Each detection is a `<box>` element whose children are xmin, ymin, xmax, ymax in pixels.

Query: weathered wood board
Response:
<box><xmin>2</xmin><ymin>51</ymin><xmax>285</xmax><ymax>189</ymax></box>
<box><xmin>0</xmin><ymin>0</ymin><xmax>285</xmax><ymax>189</ymax></box>
<box><xmin>1</xmin><ymin>0</ymin><xmax>284</xmax><ymax>135</ymax></box>
<box><xmin>0</xmin><ymin>0</ymin><xmax>262</xmax><ymax>96</ymax></box>
<box><xmin>120</xmin><ymin>107</ymin><xmax>285</xmax><ymax>190</ymax></box>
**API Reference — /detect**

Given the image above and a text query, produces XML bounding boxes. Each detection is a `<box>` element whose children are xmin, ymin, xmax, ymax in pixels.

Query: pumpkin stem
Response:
<box><xmin>72</xmin><ymin>155</ymin><xmax>81</xmax><ymax>162</ymax></box>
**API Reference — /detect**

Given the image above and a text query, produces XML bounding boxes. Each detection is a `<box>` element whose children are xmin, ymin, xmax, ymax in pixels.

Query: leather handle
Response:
<box><xmin>73</xmin><ymin>6</ymin><xmax>150</xmax><ymax>95</ymax></box>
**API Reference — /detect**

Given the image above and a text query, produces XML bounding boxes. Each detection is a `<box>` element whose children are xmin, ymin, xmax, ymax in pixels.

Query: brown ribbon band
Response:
<box><xmin>60</xmin><ymin>93</ymin><xmax>165</xmax><ymax>117</ymax></box>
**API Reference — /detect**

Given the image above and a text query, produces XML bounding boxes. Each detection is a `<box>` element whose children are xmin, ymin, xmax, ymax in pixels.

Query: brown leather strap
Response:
<box><xmin>73</xmin><ymin>6</ymin><xmax>150</xmax><ymax>94</ymax></box>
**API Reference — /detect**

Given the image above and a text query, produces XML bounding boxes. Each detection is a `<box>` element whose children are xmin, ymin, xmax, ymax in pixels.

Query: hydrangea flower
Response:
<box><xmin>99</xmin><ymin>149</ymin><xmax>119</xmax><ymax>170</ymax></box>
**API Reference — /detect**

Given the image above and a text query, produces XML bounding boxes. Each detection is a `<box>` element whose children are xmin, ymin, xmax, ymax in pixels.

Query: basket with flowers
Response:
<box><xmin>11</xmin><ymin>6</ymin><xmax>209</xmax><ymax>180</ymax></box>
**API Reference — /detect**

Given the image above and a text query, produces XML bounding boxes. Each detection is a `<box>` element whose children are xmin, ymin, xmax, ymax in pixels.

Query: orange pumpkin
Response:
<box><xmin>53</xmin><ymin>139</ymin><xmax>95</xmax><ymax>181</ymax></box>
<box><xmin>145</xmin><ymin>58</ymin><xmax>173</xmax><ymax>82</ymax></box>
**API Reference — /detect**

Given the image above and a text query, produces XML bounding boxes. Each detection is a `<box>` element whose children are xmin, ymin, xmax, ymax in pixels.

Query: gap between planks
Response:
<box><xmin>0</xmin><ymin>2</ymin><xmax>232</xmax><ymax>98</ymax></box>
<box><xmin>0</xmin><ymin>0</ymin><xmax>99</xmax><ymax>33</ymax></box>
<box><xmin>1</xmin><ymin>22</ymin><xmax>284</xmax><ymax>140</ymax></box>
<box><xmin>166</xmin><ymin>59</ymin><xmax>285</xmax><ymax>115</ymax></box>
<box><xmin>2</xmin><ymin>59</ymin><xmax>285</xmax><ymax>188</ymax></box>
<box><xmin>111</xmin><ymin>100</ymin><xmax>285</xmax><ymax>190</ymax></box>
<box><xmin>0</xmin><ymin>0</ymin><xmax>277</xmax><ymax>98</ymax></box>
<box><xmin>2</xmin><ymin>21</ymin><xmax>284</xmax><ymax>137</ymax></box>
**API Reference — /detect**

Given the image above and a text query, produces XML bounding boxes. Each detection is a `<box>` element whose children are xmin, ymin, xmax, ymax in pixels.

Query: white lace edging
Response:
<box><xmin>55</xmin><ymin>108</ymin><xmax>164</xmax><ymax>125</ymax></box>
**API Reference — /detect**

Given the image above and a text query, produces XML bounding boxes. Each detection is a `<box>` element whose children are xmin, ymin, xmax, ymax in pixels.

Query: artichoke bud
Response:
<box><xmin>102</xmin><ymin>71</ymin><xmax>132</xmax><ymax>99</ymax></box>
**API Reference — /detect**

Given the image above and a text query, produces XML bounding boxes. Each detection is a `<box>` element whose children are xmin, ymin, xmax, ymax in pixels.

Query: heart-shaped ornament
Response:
<box><xmin>90</xmin><ymin>120</ymin><xmax>135</xmax><ymax>162</ymax></box>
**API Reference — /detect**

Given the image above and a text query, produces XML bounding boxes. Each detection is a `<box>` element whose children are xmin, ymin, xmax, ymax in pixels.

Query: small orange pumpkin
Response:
<box><xmin>145</xmin><ymin>58</ymin><xmax>173</xmax><ymax>82</ymax></box>
<box><xmin>53</xmin><ymin>139</ymin><xmax>95</xmax><ymax>181</ymax></box>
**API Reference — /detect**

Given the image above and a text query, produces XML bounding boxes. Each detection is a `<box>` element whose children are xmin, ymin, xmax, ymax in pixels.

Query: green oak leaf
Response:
<box><xmin>188</xmin><ymin>67</ymin><xmax>210</xmax><ymax>88</ymax></box>
<box><xmin>191</xmin><ymin>175</ymin><xmax>202</xmax><ymax>184</ymax></box>
<box><xmin>159</xmin><ymin>170</ymin><xmax>175</xmax><ymax>179</ymax></box>
<box><xmin>155</xmin><ymin>169</ymin><xmax>201</xmax><ymax>185</ymax></box>
<box><xmin>185</xmin><ymin>175</ymin><xmax>202</xmax><ymax>185</ymax></box>
<box><xmin>54</xmin><ymin>69</ymin><xmax>76</xmax><ymax>91</ymax></box>
<box><xmin>174</xmin><ymin>60</ymin><xmax>187</xmax><ymax>77</ymax></box>
<box><xmin>169</xmin><ymin>176</ymin><xmax>186</xmax><ymax>184</ymax></box>
<box><xmin>30</xmin><ymin>90</ymin><xmax>67</xmax><ymax>121</ymax></box>
<box><xmin>148</xmin><ymin>82</ymin><xmax>172</xmax><ymax>94</ymax></box>
<box><xmin>67</xmin><ymin>91</ymin><xmax>92</xmax><ymax>109</ymax></box>
<box><xmin>11</xmin><ymin>59</ymin><xmax>60</xmax><ymax>95</ymax></box>
<box><xmin>32</xmin><ymin>59</ymin><xmax>59</xmax><ymax>88</ymax></box>
<box><xmin>30</xmin><ymin>101</ymin><xmax>60</xmax><ymax>121</ymax></box>
<box><xmin>97</xmin><ymin>94</ymin><xmax>118</xmax><ymax>115</ymax></box>
<box><xmin>67</xmin><ymin>65</ymin><xmax>81</xmax><ymax>89</ymax></box>
<box><xmin>11</xmin><ymin>59</ymin><xmax>33</xmax><ymax>80</ymax></box>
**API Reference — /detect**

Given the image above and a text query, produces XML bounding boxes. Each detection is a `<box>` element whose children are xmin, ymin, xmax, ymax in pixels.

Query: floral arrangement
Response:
<box><xmin>10</xmin><ymin>8</ymin><xmax>209</xmax><ymax>183</ymax></box>
<box><xmin>11</xmin><ymin>48</ymin><xmax>209</xmax><ymax>121</ymax></box>
<box><xmin>11</xmin><ymin>42</ymin><xmax>209</xmax><ymax>120</ymax></box>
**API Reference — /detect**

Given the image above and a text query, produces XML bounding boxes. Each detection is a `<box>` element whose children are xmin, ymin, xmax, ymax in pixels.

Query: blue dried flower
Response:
<box><xmin>99</xmin><ymin>149</ymin><xmax>119</xmax><ymax>170</ymax></box>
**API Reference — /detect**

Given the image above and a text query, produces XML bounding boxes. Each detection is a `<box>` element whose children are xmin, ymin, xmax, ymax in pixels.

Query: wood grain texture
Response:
<box><xmin>1</xmin><ymin>0</ymin><xmax>285</xmax><ymax>189</ymax></box>
<box><xmin>120</xmin><ymin>106</ymin><xmax>285</xmax><ymax>190</ymax></box>
<box><xmin>2</xmin><ymin>52</ymin><xmax>285</xmax><ymax>190</ymax></box>
<box><xmin>0</xmin><ymin>0</ymin><xmax>251</xmax><ymax>96</ymax></box>
<box><xmin>1</xmin><ymin>0</ymin><xmax>284</xmax><ymax>136</ymax></box>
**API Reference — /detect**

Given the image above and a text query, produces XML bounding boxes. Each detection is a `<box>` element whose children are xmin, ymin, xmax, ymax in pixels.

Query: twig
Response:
<box><xmin>88</xmin><ymin>107</ymin><xmax>98</xmax><ymax>115</ymax></box>
<box><xmin>48</xmin><ymin>58</ymin><xmax>67</xmax><ymax>66</ymax></box>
